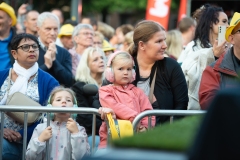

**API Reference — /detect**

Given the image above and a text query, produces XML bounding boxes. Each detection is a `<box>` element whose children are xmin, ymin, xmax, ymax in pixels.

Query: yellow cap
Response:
<box><xmin>102</xmin><ymin>40</ymin><xmax>115</xmax><ymax>52</ymax></box>
<box><xmin>58</xmin><ymin>24</ymin><xmax>74</xmax><ymax>38</ymax></box>
<box><xmin>0</xmin><ymin>2</ymin><xmax>17</xmax><ymax>26</ymax></box>
<box><xmin>225</xmin><ymin>12</ymin><xmax>240</xmax><ymax>42</ymax></box>
<box><xmin>107</xmin><ymin>113</ymin><xmax>133</xmax><ymax>140</ymax></box>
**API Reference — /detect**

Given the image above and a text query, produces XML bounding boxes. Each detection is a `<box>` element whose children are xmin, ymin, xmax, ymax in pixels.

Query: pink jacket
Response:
<box><xmin>98</xmin><ymin>84</ymin><xmax>155</xmax><ymax>148</ymax></box>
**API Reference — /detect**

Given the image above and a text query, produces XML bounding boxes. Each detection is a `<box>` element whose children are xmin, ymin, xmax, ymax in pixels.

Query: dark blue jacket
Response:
<box><xmin>38</xmin><ymin>45</ymin><xmax>72</xmax><ymax>87</ymax></box>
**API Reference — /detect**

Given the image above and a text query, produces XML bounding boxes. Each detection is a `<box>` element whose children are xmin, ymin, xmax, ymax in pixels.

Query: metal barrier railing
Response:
<box><xmin>132</xmin><ymin>110</ymin><xmax>206</xmax><ymax>132</ymax></box>
<box><xmin>0</xmin><ymin>106</ymin><xmax>100</xmax><ymax>160</ymax></box>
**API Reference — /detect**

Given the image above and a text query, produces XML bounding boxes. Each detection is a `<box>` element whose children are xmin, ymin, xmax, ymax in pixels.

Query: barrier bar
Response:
<box><xmin>0</xmin><ymin>112</ymin><xmax>4</xmax><ymax>160</ymax></box>
<box><xmin>46</xmin><ymin>112</ymin><xmax>50</xmax><ymax>160</ymax></box>
<box><xmin>22</xmin><ymin>112</ymin><xmax>28</xmax><ymax>160</ymax></box>
<box><xmin>91</xmin><ymin>114</ymin><xmax>96</xmax><ymax>154</ymax></box>
<box><xmin>0</xmin><ymin>106</ymin><xmax>100</xmax><ymax>159</ymax></box>
<box><xmin>132</xmin><ymin>110</ymin><xmax>206</xmax><ymax>132</ymax></box>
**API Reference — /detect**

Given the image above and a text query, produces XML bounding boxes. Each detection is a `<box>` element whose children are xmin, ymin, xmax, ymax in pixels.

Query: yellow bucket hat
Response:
<box><xmin>102</xmin><ymin>40</ymin><xmax>115</xmax><ymax>52</ymax></box>
<box><xmin>107</xmin><ymin>113</ymin><xmax>133</xmax><ymax>140</ymax></box>
<box><xmin>225</xmin><ymin>12</ymin><xmax>240</xmax><ymax>42</ymax></box>
<box><xmin>58</xmin><ymin>24</ymin><xmax>74</xmax><ymax>38</ymax></box>
<box><xmin>0</xmin><ymin>2</ymin><xmax>17</xmax><ymax>26</ymax></box>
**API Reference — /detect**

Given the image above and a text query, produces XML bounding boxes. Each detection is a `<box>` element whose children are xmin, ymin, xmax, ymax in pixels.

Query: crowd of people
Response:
<box><xmin>0</xmin><ymin>1</ymin><xmax>239</xmax><ymax>159</ymax></box>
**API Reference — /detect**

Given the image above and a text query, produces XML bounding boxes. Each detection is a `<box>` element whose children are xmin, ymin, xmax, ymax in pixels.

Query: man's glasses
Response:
<box><xmin>79</xmin><ymin>32</ymin><xmax>94</xmax><ymax>37</ymax></box>
<box><xmin>234</xmin><ymin>30</ymin><xmax>240</xmax><ymax>34</ymax></box>
<box><xmin>16</xmin><ymin>44</ymin><xmax>39</xmax><ymax>52</ymax></box>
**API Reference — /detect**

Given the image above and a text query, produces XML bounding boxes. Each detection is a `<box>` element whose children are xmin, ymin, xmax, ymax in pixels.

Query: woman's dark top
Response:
<box><xmin>93</xmin><ymin>57</ymin><xmax>188</xmax><ymax>124</ymax></box>
<box><xmin>71</xmin><ymin>81</ymin><xmax>102</xmax><ymax>135</ymax></box>
<box><xmin>133</xmin><ymin>57</ymin><xmax>188</xmax><ymax>123</ymax></box>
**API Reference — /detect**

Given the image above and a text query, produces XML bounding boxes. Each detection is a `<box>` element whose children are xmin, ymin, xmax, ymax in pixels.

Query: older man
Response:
<box><xmin>24</xmin><ymin>10</ymin><xmax>39</xmax><ymax>36</ymax></box>
<box><xmin>37</xmin><ymin>12</ymin><xmax>72</xmax><ymax>87</ymax></box>
<box><xmin>199</xmin><ymin>12</ymin><xmax>240</xmax><ymax>110</ymax></box>
<box><xmin>69</xmin><ymin>24</ymin><xmax>94</xmax><ymax>77</ymax></box>
<box><xmin>0</xmin><ymin>2</ymin><xmax>17</xmax><ymax>70</ymax></box>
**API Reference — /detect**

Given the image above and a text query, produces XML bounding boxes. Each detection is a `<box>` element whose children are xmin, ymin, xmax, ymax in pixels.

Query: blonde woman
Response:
<box><xmin>93</xmin><ymin>31</ymin><xmax>104</xmax><ymax>48</ymax></box>
<box><xmin>166</xmin><ymin>30</ymin><xmax>183</xmax><ymax>60</ymax></box>
<box><xmin>71</xmin><ymin>47</ymin><xmax>105</xmax><ymax>150</ymax></box>
<box><xmin>121</xmin><ymin>31</ymin><xmax>134</xmax><ymax>52</ymax></box>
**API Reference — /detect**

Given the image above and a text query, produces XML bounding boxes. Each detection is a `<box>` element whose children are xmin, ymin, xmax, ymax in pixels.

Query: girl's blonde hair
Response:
<box><xmin>166</xmin><ymin>30</ymin><xmax>183</xmax><ymax>59</ymax></box>
<box><xmin>111</xmin><ymin>51</ymin><xmax>133</xmax><ymax>67</ymax></box>
<box><xmin>75</xmin><ymin>47</ymin><xmax>106</xmax><ymax>85</ymax></box>
<box><xmin>49</xmin><ymin>86</ymin><xmax>76</xmax><ymax>104</ymax></box>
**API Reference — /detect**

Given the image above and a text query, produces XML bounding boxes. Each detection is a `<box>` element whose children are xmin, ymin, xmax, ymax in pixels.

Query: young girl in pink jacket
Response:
<box><xmin>98</xmin><ymin>51</ymin><xmax>155</xmax><ymax>149</ymax></box>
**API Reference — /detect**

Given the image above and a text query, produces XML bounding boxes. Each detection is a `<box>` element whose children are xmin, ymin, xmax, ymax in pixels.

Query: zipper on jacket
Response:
<box><xmin>55</xmin><ymin>122</ymin><xmax>61</xmax><ymax>160</ymax></box>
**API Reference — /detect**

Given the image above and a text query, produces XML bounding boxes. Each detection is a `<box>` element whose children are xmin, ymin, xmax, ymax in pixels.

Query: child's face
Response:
<box><xmin>52</xmin><ymin>91</ymin><xmax>74</xmax><ymax>107</ymax></box>
<box><xmin>52</xmin><ymin>91</ymin><xmax>74</xmax><ymax>120</ymax></box>
<box><xmin>112</xmin><ymin>59</ymin><xmax>133</xmax><ymax>86</ymax></box>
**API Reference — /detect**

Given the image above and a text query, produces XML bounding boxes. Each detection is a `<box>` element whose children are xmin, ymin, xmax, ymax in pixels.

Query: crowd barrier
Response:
<box><xmin>0</xmin><ymin>105</ymin><xmax>100</xmax><ymax>160</ymax></box>
<box><xmin>0</xmin><ymin>107</ymin><xmax>207</xmax><ymax>160</ymax></box>
<box><xmin>132</xmin><ymin>110</ymin><xmax>206</xmax><ymax>132</ymax></box>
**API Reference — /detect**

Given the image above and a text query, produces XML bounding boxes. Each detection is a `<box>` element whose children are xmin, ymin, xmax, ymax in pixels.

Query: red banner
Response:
<box><xmin>146</xmin><ymin>0</ymin><xmax>172</xmax><ymax>30</ymax></box>
<box><xmin>178</xmin><ymin>0</ymin><xmax>187</xmax><ymax>22</ymax></box>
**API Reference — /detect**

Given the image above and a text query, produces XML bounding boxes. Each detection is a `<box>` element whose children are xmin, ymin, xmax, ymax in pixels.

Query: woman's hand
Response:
<box><xmin>38</xmin><ymin>126</ymin><xmax>52</xmax><ymax>142</ymax></box>
<box><xmin>3</xmin><ymin>129</ymin><xmax>22</xmax><ymax>142</ymax></box>
<box><xmin>213</xmin><ymin>39</ymin><xmax>229</xmax><ymax>57</ymax></box>
<box><xmin>66</xmin><ymin>118</ymin><xmax>79</xmax><ymax>134</ymax></box>
<box><xmin>98</xmin><ymin>107</ymin><xmax>116</xmax><ymax>120</ymax></box>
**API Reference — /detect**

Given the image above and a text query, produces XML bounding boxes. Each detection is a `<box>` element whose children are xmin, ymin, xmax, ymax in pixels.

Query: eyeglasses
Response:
<box><xmin>79</xmin><ymin>32</ymin><xmax>94</xmax><ymax>37</ymax></box>
<box><xmin>94</xmin><ymin>41</ymin><xmax>102</xmax><ymax>45</ymax></box>
<box><xmin>16</xmin><ymin>44</ymin><xmax>39</xmax><ymax>52</ymax></box>
<box><xmin>234</xmin><ymin>30</ymin><xmax>240</xmax><ymax>34</ymax></box>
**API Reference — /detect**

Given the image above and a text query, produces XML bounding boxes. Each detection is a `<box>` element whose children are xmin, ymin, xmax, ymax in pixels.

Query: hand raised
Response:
<box><xmin>18</xmin><ymin>4</ymin><xmax>28</xmax><ymax>15</ymax></box>
<box><xmin>44</xmin><ymin>51</ymin><xmax>53</xmax><ymax>69</ymax></box>
<box><xmin>38</xmin><ymin>126</ymin><xmax>52</xmax><ymax>142</ymax></box>
<box><xmin>66</xmin><ymin>118</ymin><xmax>79</xmax><ymax>134</ymax></box>
<box><xmin>213</xmin><ymin>39</ymin><xmax>228</xmax><ymax>57</ymax></box>
<box><xmin>48</xmin><ymin>42</ymin><xmax>56</xmax><ymax>61</ymax></box>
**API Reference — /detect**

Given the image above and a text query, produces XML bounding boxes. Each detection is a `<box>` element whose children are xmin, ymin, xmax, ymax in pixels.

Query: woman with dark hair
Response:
<box><xmin>0</xmin><ymin>33</ymin><xmax>59</xmax><ymax>159</ymax></box>
<box><xmin>181</xmin><ymin>4</ymin><xmax>229</xmax><ymax>110</ymax></box>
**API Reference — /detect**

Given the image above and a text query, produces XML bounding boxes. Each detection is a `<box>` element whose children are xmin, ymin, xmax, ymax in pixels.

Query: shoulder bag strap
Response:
<box><xmin>149</xmin><ymin>68</ymin><xmax>157</xmax><ymax>104</ymax></box>
<box><xmin>7</xmin><ymin>68</ymin><xmax>12</xmax><ymax>93</ymax></box>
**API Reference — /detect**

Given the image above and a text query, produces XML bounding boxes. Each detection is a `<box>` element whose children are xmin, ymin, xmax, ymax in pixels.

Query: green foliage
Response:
<box><xmin>82</xmin><ymin>0</ymin><xmax>147</xmax><ymax>14</ymax></box>
<box><xmin>112</xmin><ymin>115</ymin><xmax>203</xmax><ymax>152</ymax></box>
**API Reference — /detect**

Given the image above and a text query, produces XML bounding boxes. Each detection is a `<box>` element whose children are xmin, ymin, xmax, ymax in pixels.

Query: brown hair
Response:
<box><xmin>128</xmin><ymin>20</ymin><xmax>165</xmax><ymax>57</ymax></box>
<box><xmin>192</xmin><ymin>6</ymin><xmax>205</xmax><ymax>24</ymax></box>
<box><xmin>49</xmin><ymin>86</ymin><xmax>76</xmax><ymax>104</ymax></box>
<box><xmin>178</xmin><ymin>17</ymin><xmax>196</xmax><ymax>33</ymax></box>
<box><xmin>120</xmin><ymin>24</ymin><xmax>134</xmax><ymax>35</ymax></box>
